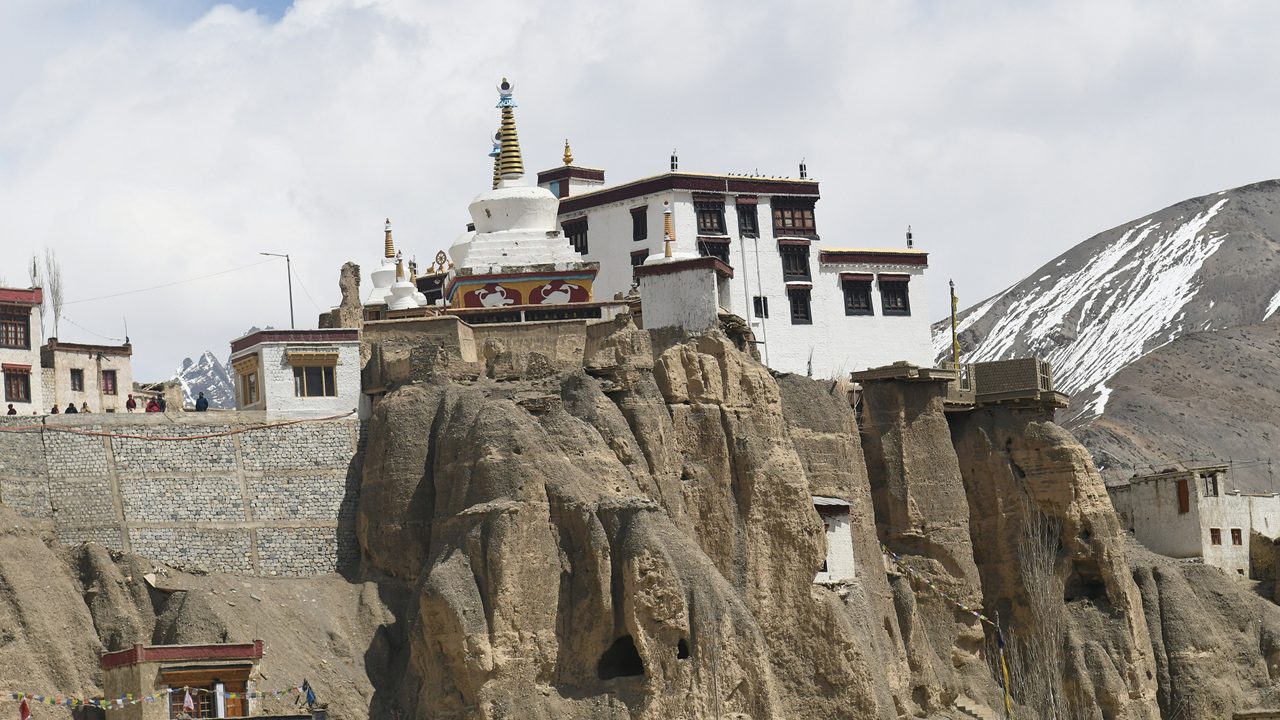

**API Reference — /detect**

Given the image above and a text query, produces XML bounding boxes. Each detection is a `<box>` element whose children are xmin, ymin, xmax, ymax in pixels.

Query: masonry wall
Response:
<box><xmin>0</xmin><ymin>412</ymin><xmax>362</xmax><ymax>576</ymax></box>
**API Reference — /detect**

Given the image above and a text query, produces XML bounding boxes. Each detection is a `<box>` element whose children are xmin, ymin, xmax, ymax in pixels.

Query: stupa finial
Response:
<box><xmin>489</xmin><ymin>129</ymin><xmax>502</xmax><ymax>190</ymax></box>
<box><xmin>663</xmin><ymin>201</ymin><xmax>675</xmax><ymax>259</ymax></box>
<box><xmin>495</xmin><ymin>77</ymin><xmax>525</xmax><ymax>181</ymax></box>
<box><xmin>384</xmin><ymin>218</ymin><xmax>395</xmax><ymax>259</ymax></box>
<box><xmin>563</xmin><ymin>138</ymin><xmax>574</xmax><ymax>166</ymax></box>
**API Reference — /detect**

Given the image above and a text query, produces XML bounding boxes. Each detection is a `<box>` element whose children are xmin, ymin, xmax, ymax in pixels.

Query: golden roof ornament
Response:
<box><xmin>563</xmin><ymin>138</ymin><xmax>574</xmax><ymax>166</ymax></box>
<box><xmin>495</xmin><ymin>78</ymin><xmax>525</xmax><ymax>180</ymax></box>
<box><xmin>384</xmin><ymin>218</ymin><xmax>395</xmax><ymax>259</ymax></box>
<box><xmin>489</xmin><ymin>129</ymin><xmax>502</xmax><ymax>190</ymax></box>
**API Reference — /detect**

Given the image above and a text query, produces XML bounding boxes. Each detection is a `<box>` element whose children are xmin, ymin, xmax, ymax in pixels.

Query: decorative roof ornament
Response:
<box><xmin>670</xmin><ymin>149</ymin><xmax>678</xmax><ymax>172</ymax></box>
<box><xmin>563</xmin><ymin>139</ymin><xmax>574</xmax><ymax>166</ymax></box>
<box><xmin>490</xmin><ymin>129</ymin><xmax>502</xmax><ymax>190</ymax></box>
<box><xmin>495</xmin><ymin>77</ymin><xmax>525</xmax><ymax>181</ymax></box>
<box><xmin>663</xmin><ymin>201</ymin><xmax>675</xmax><ymax>259</ymax></box>
<box><xmin>384</xmin><ymin>218</ymin><xmax>395</xmax><ymax>259</ymax></box>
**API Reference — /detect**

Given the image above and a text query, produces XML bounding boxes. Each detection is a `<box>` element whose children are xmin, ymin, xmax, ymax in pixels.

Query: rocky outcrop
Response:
<box><xmin>319</xmin><ymin>261</ymin><xmax>364</xmax><ymax>330</ymax></box>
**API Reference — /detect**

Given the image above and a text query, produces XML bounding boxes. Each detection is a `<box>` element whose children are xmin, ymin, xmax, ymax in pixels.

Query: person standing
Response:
<box><xmin>125</xmin><ymin>394</ymin><xmax>137</xmax><ymax>412</ymax></box>
<box><xmin>195</xmin><ymin>392</ymin><xmax>209</xmax><ymax>412</ymax></box>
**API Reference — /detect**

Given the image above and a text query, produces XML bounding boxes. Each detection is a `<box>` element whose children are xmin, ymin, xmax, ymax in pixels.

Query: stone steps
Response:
<box><xmin>954</xmin><ymin>695</ymin><xmax>1000</xmax><ymax>720</ymax></box>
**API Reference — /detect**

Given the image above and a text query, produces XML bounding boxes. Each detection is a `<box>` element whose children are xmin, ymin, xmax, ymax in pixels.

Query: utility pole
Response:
<box><xmin>259</xmin><ymin>252</ymin><xmax>295</xmax><ymax>329</ymax></box>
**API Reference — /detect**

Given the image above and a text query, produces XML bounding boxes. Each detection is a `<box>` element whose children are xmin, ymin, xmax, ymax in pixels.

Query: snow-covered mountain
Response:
<box><xmin>173</xmin><ymin>351</ymin><xmax>235</xmax><ymax>408</ymax></box>
<box><xmin>933</xmin><ymin>179</ymin><xmax>1280</xmax><ymax>484</ymax></box>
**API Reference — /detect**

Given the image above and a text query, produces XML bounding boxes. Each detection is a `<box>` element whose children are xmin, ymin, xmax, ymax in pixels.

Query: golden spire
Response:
<box><xmin>950</xmin><ymin>279</ymin><xmax>962</xmax><ymax>368</ymax></box>
<box><xmin>489</xmin><ymin>129</ymin><xmax>502</xmax><ymax>190</ymax></box>
<box><xmin>395</xmin><ymin>255</ymin><xmax>405</xmax><ymax>282</ymax></box>
<box><xmin>663</xmin><ymin>201</ymin><xmax>675</xmax><ymax>258</ymax></box>
<box><xmin>495</xmin><ymin>78</ymin><xmax>524</xmax><ymax>181</ymax></box>
<box><xmin>384</xmin><ymin>218</ymin><xmax>395</xmax><ymax>259</ymax></box>
<box><xmin>563</xmin><ymin>138</ymin><xmax>574</xmax><ymax>166</ymax></box>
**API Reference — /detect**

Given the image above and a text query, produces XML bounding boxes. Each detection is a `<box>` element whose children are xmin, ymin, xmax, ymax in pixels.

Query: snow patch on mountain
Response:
<box><xmin>956</xmin><ymin>198</ymin><xmax>1229</xmax><ymax>420</ymax></box>
<box><xmin>173</xmin><ymin>351</ymin><xmax>235</xmax><ymax>408</ymax></box>
<box><xmin>1266</xmin><ymin>289</ymin><xmax>1280</xmax><ymax>321</ymax></box>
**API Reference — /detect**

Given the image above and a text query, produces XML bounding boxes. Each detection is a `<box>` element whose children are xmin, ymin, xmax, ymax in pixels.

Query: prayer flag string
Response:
<box><xmin>0</xmin><ymin>685</ymin><xmax>305</xmax><ymax>711</ymax></box>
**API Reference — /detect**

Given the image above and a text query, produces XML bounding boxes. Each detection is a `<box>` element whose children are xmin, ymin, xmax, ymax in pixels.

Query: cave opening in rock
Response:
<box><xmin>677</xmin><ymin>638</ymin><xmax>690</xmax><ymax>659</ymax></box>
<box><xmin>597</xmin><ymin>635</ymin><xmax>645</xmax><ymax>680</ymax></box>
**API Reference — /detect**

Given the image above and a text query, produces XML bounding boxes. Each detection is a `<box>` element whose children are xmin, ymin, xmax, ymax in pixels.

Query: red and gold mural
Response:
<box><xmin>448</xmin><ymin>273</ymin><xmax>595</xmax><ymax>309</ymax></box>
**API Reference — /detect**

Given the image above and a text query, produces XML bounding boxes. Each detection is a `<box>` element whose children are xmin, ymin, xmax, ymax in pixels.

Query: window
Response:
<box><xmin>294</xmin><ymin>366</ymin><xmax>336</xmax><ymax>397</ymax></box>
<box><xmin>564</xmin><ymin>218</ymin><xmax>589</xmax><ymax>254</ymax></box>
<box><xmin>753</xmin><ymin>296</ymin><xmax>769</xmax><ymax>319</ymax></box>
<box><xmin>772</xmin><ymin>198</ymin><xmax>817</xmax><ymax>237</ymax></box>
<box><xmin>70</xmin><ymin>368</ymin><xmax>84</xmax><ymax>392</ymax></box>
<box><xmin>101</xmin><ymin>370</ymin><xmax>118</xmax><ymax>395</ymax></box>
<box><xmin>631</xmin><ymin>206</ymin><xmax>648</xmax><ymax>241</ymax></box>
<box><xmin>240</xmin><ymin>371</ymin><xmax>259</xmax><ymax>406</ymax></box>
<box><xmin>843</xmin><ymin>280</ymin><xmax>874</xmax><ymax>316</ymax></box>
<box><xmin>695</xmin><ymin>199</ymin><xmax>726</xmax><ymax>235</ymax></box>
<box><xmin>631</xmin><ymin>249</ymin><xmax>649</xmax><ymax>267</ymax></box>
<box><xmin>780</xmin><ymin>245</ymin><xmax>810</xmax><ymax>280</ymax></box>
<box><xmin>736</xmin><ymin>204</ymin><xmax>759</xmax><ymax>237</ymax></box>
<box><xmin>788</xmin><ymin>288</ymin><xmax>812</xmax><ymax>325</ymax></box>
<box><xmin>1210</xmin><ymin>528</ymin><xmax>1222</xmax><ymax>546</ymax></box>
<box><xmin>0</xmin><ymin>310</ymin><xmax>29</xmax><ymax>349</ymax></box>
<box><xmin>1232</xmin><ymin>528</ymin><xmax>1243</xmax><ymax>546</ymax></box>
<box><xmin>162</xmin><ymin>669</ymin><xmax>249</xmax><ymax>719</ymax></box>
<box><xmin>3</xmin><ymin>370</ymin><xmax>30</xmax><ymax>403</ymax></box>
<box><xmin>1202</xmin><ymin>472</ymin><xmax>1219</xmax><ymax>497</ymax></box>
<box><xmin>880</xmin><ymin>280</ymin><xmax>911</xmax><ymax>316</ymax></box>
<box><xmin>1177</xmin><ymin>478</ymin><xmax>1190</xmax><ymax>514</ymax></box>
<box><xmin>547</xmin><ymin>180</ymin><xmax>562</xmax><ymax>198</ymax></box>
<box><xmin>698</xmin><ymin>239</ymin><xmax>730</xmax><ymax>265</ymax></box>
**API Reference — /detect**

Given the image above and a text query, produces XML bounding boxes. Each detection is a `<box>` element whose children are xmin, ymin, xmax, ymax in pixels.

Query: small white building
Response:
<box><xmin>0</xmin><ymin>286</ymin><xmax>43</xmax><ymax>415</ymax></box>
<box><xmin>41</xmin><ymin>339</ymin><xmax>134</xmax><ymax>413</ymax></box>
<box><xmin>813</xmin><ymin>496</ymin><xmax>856</xmax><ymax>584</ymax></box>
<box><xmin>1109</xmin><ymin>465</ymin><xmax>1280</xmax><ymax>578</ymax></box>
<box><xmin>538</xmin><ymin>158</ymin><xmax>934</xmax><ymax>378</ymax></box>
<box><xmin>228</xmin><ymin>329</ymin><xmax>360</xmax><ymax>416</ymax></box>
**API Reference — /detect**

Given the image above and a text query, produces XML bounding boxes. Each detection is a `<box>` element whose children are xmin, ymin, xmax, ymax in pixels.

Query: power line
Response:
<box><xmin>289</xmin><ymin>264</ymin><xmax>324</xmax><ymax>313</ymax></box>
<box><xmin>64</xmin><ymin>259</ymin><xmax>275</xmax><ymax>306</ymax></box>
<box><xmin>60</xmin><ymin>315</ymin><xmax>126</xmax><ymax>342</ymax></box>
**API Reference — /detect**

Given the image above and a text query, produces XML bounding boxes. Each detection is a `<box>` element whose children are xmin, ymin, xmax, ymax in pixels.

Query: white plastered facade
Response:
<box><xmin>230</xmin><ymin>340</ymin><xmax>360</xmax><ymax>416</ymax></box>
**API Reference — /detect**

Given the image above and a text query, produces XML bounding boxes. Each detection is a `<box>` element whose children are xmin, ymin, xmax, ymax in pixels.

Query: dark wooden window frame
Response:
<box><xmin>697</xmin><ymin>238</ymin><xmax>731</xmax><ymax>265</ymax></box>
<box><xmin>631</xmin><ymin>206</ymin><xmax>648</xmax><ymax>241</ymax></box>
<box><xmin>753</xmin><ymin>295</ymin><xmax>769</xmax><ymax>319</ymax></box>
<box><xmin>772</xmin><ymin>198</ymin><xmax>817</xmax><ymax>238</ymax></box>
<box><xmin>787</xmin><ymin>288</ymin><xmax>813</xmax><ymax>325</ymax></box>
<box><xmin>1210</xmin><ymin>527</ymin><xmax>1222</xmax><ymax>546</ymax></box>
<box><xmin>0</xmin><ymin>311</ymin><xmax>30</xmax><ymax>349</ymax></box>
<box><xmin>3</xmin><ymin>370</ymin><xmax>30</xmax><ymax>403</ymax></box>
<box><xmin>736</xmin><ymin>203</ymin><xmax>759</xmax><ymax>238</ymax></box>
<box><xmin>879</xmin><ymin>280</ymin><xmax>911</xmax><ymax>316</ymax></box>
<box><xmin>293</xmin><ymin>365</ymin><xmax>336</xmax><ymax>397</ymax></box>
<box><xmin>1177</xmin><ymin>478</ymin><xmax>1190</xmax><ymax>514</ymax></box>
<box><xmin>101</xmin><ymin>369</ymin><xmax>118</xmax><ymax>396</ymax></box>
<box><xmin>694</xmin><ymin>199</ymin><xmax>727</xmax><ymax>236</ymax></box>
<box><xmin>780</xmin><ymin>245</ymin><xmax>811</xmax><ymax>281</ymax></box>
<box><xmin>1231</xmin><ymin>528</ymin><xmax>1243</xmax><ymax>546</ymax></box>
<box><xmin>842</xmin><ymin>280</ymin><xmax>874</xmax><ymax>316</ymax></box>
<box><xmin>564</xmin><ymin>218</ymin><xmax>589</xmax><ymax>254</ymax></box>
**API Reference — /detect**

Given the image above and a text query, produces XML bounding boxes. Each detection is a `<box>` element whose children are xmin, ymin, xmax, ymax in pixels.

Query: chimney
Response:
<box><xmin>670</xmin><ymin>149</ymin><xmax>679</xmax><ymax>172</ymax></box>
<box><xmin>906</xmin><ymin>225</ymin><xmax>914</xmax><ymax>248</ymax></box>
<box><xmin>799</xmin><ymin>159</ymin><xmax>807</xmax><ymax>179</ymax></box>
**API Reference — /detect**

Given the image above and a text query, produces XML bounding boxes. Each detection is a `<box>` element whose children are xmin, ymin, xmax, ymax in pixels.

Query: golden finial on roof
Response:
<box><xmin>384</xmin><ymin>218</ymin><xmax>395</xmax><ymax>259</ymax></box>
<box><xmin>489</xmin><ymin>129</ymin><xmax>502</xmax><ymax>190</ymax></box>
<box><xmin>395</xmin><ymin>255</ymin><xmax>405</xmax><ymax>281</ymax></box>
<box><xmin>495</xmin><ymin>78</ymin><xmax>525</xmax><ymax>181</ymax></box>
<box><xmin>663</xmin><ymin>201</ymin><xmax>675</xmax><ymax>259</ymax></box>
<box><xmin>563</xmin><ymin>139</ymin><xmax>574</xmax><ymax>166</ymax></box>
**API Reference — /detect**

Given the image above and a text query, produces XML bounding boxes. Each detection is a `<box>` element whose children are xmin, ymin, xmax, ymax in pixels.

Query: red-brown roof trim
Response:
<box><xmin>840</xmin><ymin>273</ymin><xmax>874</xmax><ymax>282</ymax></box>
<box><xmin>633</xmin><ymin>256</ymin><xmax>734</xmax><ymax>280</ymax></box>
<box><xmin>536</xmin><ymin>165</ymin><xmax>606</xmax><ymax>185</ymax></box>
<box><xmin>1</xmin><ymin>363</ymin><xmax>31</xmax><ymax>372</ymax></box>
<box><xmin>101</xmin><ymin>641</ymin><xmax>264</xmax><ymax>670</ymax></box>
<box><xmin>559</xmin><ymin>173</ymin><xmax>819</xmax><ymax>215</ymax></box>
<box><xmin>819</xmin><ymin>250</ymin><xmax>929</xmax><ymax>266</ymax></box>
<box><xmin>0</xmin><ymin>288</ymin><xmax>43</xmax><ymax>305</ymax></box>
<box><xmin>230</xmin><ymin>329</ymin><xmax>358</xmax><ymax>354</ymax></box>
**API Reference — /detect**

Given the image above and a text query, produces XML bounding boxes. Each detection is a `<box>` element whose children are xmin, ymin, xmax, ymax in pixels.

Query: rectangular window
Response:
<box><xmin>70</xmin><ymin>368</ymin><xmax>84</xmax><ymax>392</ymax></box>
<box><xmin>695</xmin><ymin>199</ymin><xmax>726</xmax><ymax>235</ymax></box>
<box><xmin>564</xmin><ymin>218</ymin><xmax>589</xmax><ymax>254</ymax></box>
<box><xmin>1231</xmin><ymin>528</ymin><xmax>1243</xmax><ymax>546</ymax></box>
<box><xmin>788</xmin><ymin>288</ymin><xmax>812</xmax><ymax>325</ymax></box>
<box><xmin>1202</xmin><ymin>472</ymin><xmax>1219</xmax><ymax>497</ymax></box>
<box><xmin>293</xmin><ymin>365</ymin><xmax>336</xmax><ymax>397</ymax></box>
<box><xmin>843</xmin><ymin>280</ymin><xmax>874</xmax><ymax>316</ymax></box>
<box><xmin>880</xmin><ymin>281</ymin><xmax>911</xmax><ymax>316</ymax></box>
<box><xmin>240</xmin><ymin>371</ymin><xmax>259</xmax><ymax>406</ymax></box>
<box><xmin>631</xmin><ymin>206</ymin><xmax>647</xmax><ymax>241</ymax></box>
<box><xmin>697</xmin><ymin>239</ymin><xmax>730</xmax><ymax>265</ymax></box>
<box><xmin>547</xmin><ymin>180</ymin><xmax>562</xmax><ymax>198</ymax></box>
<box><xmin>1210</xmin><ymin>527</ymin><xmax>1222</xmax><ymax>546</ymax></box>
<box><xmin>780</xmin><ymin>245</ymin><xmax>810</xmax><ymax>281</ymax></box>
<box><xmin>3</xmin><ymin>371</ymin><xmax>30</xmax><ymax>403</ymax></box>
<box><xmin>772</xmin><ymin>198</ymin><xmax>817</xmax><ymax>237</ymax></box>
<box><xmin>0</xmin><ymin>311</ymin><xmax>30</xmax><ymax>349</ymax></box>
<box><xmin>1177</xmin><ymin>478</ymin><xmax>1189</xmax><ymax>514</ymax></box>
<box><xmin>736</xmin><ymin>204</ymin><xmax>759</xmax><ymax>237</ymax></box>
<box><xmin>101</xmin><ymin>370</ymin><xmax>118</xmax><ymax>395</ymax></box>
<box><xmin>630</xmin><ymin>249</ymin><xmax>649</xmax><ymax>267</ymax></box>
<box><xmin>753</xmin><ymin>296</ymin><xmax>769</xmax><ymax>319</ymax></box>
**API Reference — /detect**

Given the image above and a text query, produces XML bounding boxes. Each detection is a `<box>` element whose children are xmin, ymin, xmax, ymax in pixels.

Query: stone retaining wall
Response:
<box><xmin>0</xmin><ymin>412</ymin><xmax>362</xmax><ymax>577</ymax></box>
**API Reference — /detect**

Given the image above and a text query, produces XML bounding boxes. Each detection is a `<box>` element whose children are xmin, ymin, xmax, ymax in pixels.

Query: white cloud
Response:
<box><xmin>2</xmin><ymin>0</ymin><xmax>1279</xmax><ymax>378</ymax></box>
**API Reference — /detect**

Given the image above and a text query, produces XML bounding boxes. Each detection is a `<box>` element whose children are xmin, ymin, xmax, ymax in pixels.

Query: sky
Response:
<box><xmin>2</xmin><ymin>0</ymin><xmax>1279</xmax><ymax>379</ymax></box>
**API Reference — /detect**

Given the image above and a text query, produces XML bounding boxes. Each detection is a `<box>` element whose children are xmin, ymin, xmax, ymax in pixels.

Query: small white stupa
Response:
<box><xmin>369</xmin><ymin>219</ymin><xmax>400</xmax><ymax>306</ymax></box>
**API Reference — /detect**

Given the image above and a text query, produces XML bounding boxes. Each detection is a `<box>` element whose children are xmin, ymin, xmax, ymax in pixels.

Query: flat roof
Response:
<box><xmin>43</xmin><ymin>339</ymin><xmax>132</xmax><ymax>356</ymax></box>
<box><xmin>101</xmin><ymin>641</ymin><xmax>263</xmax><ymax>670</ymax></box>
<box><xmin>230</xmin><ymin>328</ymin><xmax>359</xmax><ymax>354</ymax></box>
<box><xmin>0</xmin><ymin>287</ymin><xmax>42</xmax><ymax>306</ymax></box>
<box><xmin>558</xmin><ymin>171</ymin><xmax>820</xmax><ymax>214</ymax></box>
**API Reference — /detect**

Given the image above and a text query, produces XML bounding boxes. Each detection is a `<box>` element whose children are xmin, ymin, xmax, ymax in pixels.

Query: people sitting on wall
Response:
<box><xmin>50</xmin><ymin>405</ymin><xmax>58</xmax><ymax>414</ymax></box>
<box><xmin>125</xmin><ymin>394</ymin><xmax>137</xmax><ymax>412</ymax></box>
<box><xmin>145</xmin><ymin>398</ymin><xmax>161</xmax><ymax>413</ymax></box>
<box><xmin>80</xmin><ymin>402</ymin><xmax>91</xmax><ymax>413</ymax></box>
<box><xmin>5</xmin><ymin>404</ymin><xmax>14</xmax><ymax>416</ymax></box>
<box><xmin>64</xmin><ymin>403</ymin><xmax>77</xmax><ymax>414</ymax></box>
<box><xmin>195</xmin><ymin>392</ymin><xmax>209</xmax><ymax>412</ymax></box>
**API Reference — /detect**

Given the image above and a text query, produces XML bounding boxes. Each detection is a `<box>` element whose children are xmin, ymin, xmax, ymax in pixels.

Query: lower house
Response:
<box><xmin>229</xmin><ymin>329</ymin><xmax>360</xmax><ymax>415</ymax></box>
<box><xmin>41</xmin><ymin>338</ymin><xmax>134</xmax><ymax>413</ymax></box>
<box><xmin>1109</xmin><ymin>465</ymin><xmax>1280</xmax><ymax>578</ymax></box>
<box><xmin>102</xmin><ymin>641</ymin><xmax>268</xmax><ymax>720</ymax></box>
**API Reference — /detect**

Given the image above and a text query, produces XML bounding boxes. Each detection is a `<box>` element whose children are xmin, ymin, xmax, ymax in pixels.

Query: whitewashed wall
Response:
<box><xmin>0</xmin><ymin>306</ymin><xmax>41</xmax><ymax>414</ymax></box>
<box><xmin>1199</xmin><ymin>494</ymin><xmax>1253</xmax><ymax>577</ymax></box>
<box><xmin>1109</xmin><ymin>480</ymin><xmax>1204</xmax><ymax>558</ymax></box>
<box><xmin>637</xmin><ymin>264</ymin><xmax>721</xmax><ymax>335</ymax></box>
<box><xmin>233</xmin><ymin>342</ymin><xmax>361</xmax><ymax>416</ymax></box>
<box><xmin>814</xmin><ymin>507</ymin><xmax>856</xmax><ymax>584</ymax></box>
